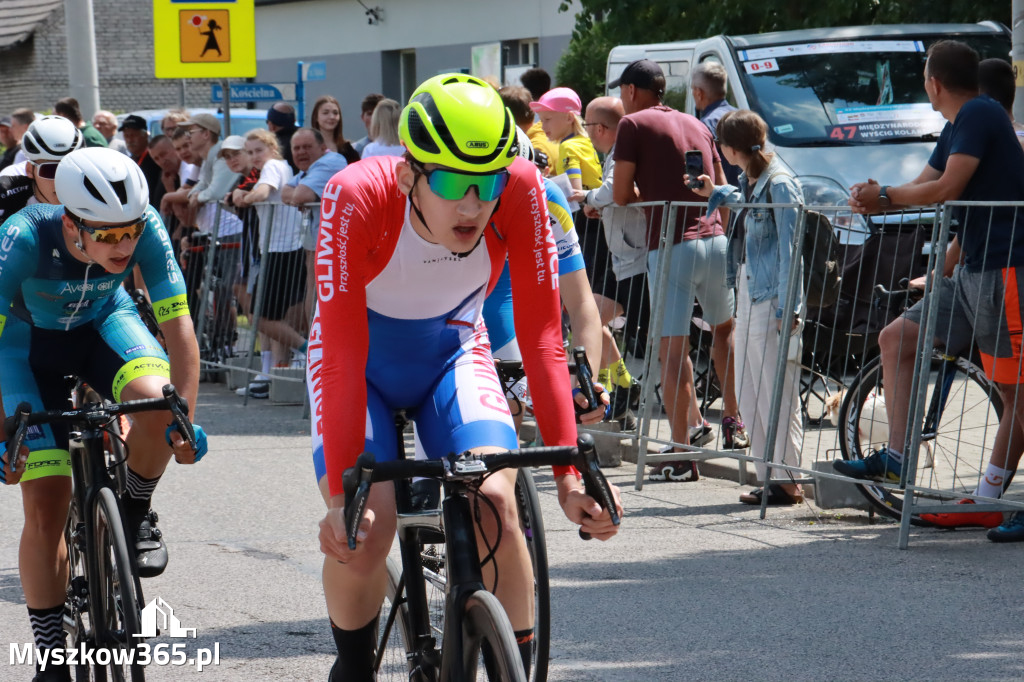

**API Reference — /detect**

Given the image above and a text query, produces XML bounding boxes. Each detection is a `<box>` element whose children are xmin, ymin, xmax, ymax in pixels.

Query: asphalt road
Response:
<box><xmin>2</xmin><ymin>383</ymin><xmax>1023</xmax><ymax>681</ymax></box>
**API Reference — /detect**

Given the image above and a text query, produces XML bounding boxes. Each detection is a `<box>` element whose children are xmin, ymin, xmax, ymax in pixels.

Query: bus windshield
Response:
<box><xmin>736</xmin><ymin>34</ymin><xmax>1011</xmax><ymax>147</ymax></box>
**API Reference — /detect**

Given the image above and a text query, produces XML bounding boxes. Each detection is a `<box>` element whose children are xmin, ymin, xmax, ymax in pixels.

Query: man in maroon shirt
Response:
<box><xmin>612</xmin><ymin>59</ymin><xmax>748</xmax><ymax>481</ymax></box>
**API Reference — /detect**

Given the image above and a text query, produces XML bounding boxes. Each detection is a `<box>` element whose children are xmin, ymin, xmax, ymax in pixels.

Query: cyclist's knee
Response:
<box><xmin>21</xmin><ymin>476</ymin><xmax>71</xmax><ymax>538</ymax></box>
<box><xmin>472</xmin><ymin>471</ymin><xmax>520</xmax><ymax>541</ymax></box>
<box><xmin>879</xmin><ymin>318</ymin><xmax>916</xmax><ymax>358</ymax></box>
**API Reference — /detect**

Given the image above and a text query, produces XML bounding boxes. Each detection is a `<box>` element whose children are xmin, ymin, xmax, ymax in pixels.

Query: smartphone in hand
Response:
<box><xmin>685</xmin><ymin>150</ymin><xmax>704</xmax><ymax>189</ymax></box>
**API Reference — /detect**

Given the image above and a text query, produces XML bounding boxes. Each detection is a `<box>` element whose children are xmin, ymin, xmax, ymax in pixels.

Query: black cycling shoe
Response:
<box><xmin>32</xmin><ymin>664</ymin><xmax>71</xmax><ymax>682</ymax></box>
<box><xmin>128</xmin><ymin>508</ymin><xmax>168</xmax><ymax>578</ymax></box>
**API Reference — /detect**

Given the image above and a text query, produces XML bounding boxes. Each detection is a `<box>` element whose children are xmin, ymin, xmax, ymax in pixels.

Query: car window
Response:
<box><xmin>736</xmin><ymin>34</ymin><xmax>1010</xmax><ymax>147</ymax></box>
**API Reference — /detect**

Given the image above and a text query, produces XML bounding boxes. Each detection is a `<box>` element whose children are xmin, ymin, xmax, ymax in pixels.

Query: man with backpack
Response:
<box><xmin>834</xmin><ymin>41</ymin><xmax>1024</xmax><ymax>541</ymax></box>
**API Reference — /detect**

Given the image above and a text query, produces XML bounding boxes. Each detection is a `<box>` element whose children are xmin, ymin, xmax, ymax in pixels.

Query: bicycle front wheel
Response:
<box><xmin>462</xmin><ymin>590</ymin><xmax>527</xmax><ymax>682</ymax></box>
<box><xmin>514</xmin><ymin>468</ymin><xmax>549</xmax><ymax>682</ymax></box>
<box><xmin>838</xmin><ymin>353</ymin><xmax>1004</xmax><ymax>521</ymax></box>
<box><xmin>93</xmin><ymin>487</ymin><xmax>146</xmax><ymax>681</ymax></box>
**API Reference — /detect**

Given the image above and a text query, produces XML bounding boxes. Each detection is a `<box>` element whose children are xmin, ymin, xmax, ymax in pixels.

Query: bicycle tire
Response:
<box><xmin>65</xmin><ymin>497</ymin><xmax>97</xmax><ymax>681</ymax></box>
<box><xmin>838</xmin><ymin>352</ymin><xmax>1006</xmax><ymax>521</ymax></box>
<box><xmin>462</xmin><ymin>590</ymin><xmax>527</xmax><ymax>682</ymax></box>
<box><xmin>514</xmin><ymin>469</ymin><xmax>549</xmax><ymax>682</ymax></box>
<box><xmin>376</xmin><ymin>556</ymin><xmax>419</xmax><ymax>681</ymax></box>
<box><xmin>93</xmin><ymin>487</ymin><xmax>146</xmax><ymax>681</ymax></box>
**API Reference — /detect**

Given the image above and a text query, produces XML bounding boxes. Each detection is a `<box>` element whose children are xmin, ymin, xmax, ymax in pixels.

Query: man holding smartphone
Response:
<box><xmin>611</xmin><ymin>59</ymin><xmax>749</xmax><ymax>481</ymax></box>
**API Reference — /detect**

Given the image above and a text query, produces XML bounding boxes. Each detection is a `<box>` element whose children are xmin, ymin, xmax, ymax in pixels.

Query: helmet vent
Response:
<box><xmin>111</xmin><ymin>180</ymin><xmax>128</xmax><ymax>205</ymax></box>
<box><xmin>407</xmin><ymin>105</ymin><xmax>440</xmax><ymax>155</ymax></box>
<box><xmin>83</xmin><ymin>176</ymin><xmax>104</xmax><ymax>203</ymax></box>
<box><xmin>441</xmin><ymin>76</ymin><xmax>460</xmax><ymax>85</ymax></box>
<box><xmin>23</xmin><ymin>137</ymin><xmax>39</xmax><ymax>155</ymax></box>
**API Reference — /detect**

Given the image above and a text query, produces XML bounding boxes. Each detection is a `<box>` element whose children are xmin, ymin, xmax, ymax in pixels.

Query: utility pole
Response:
<box><xmin>1013</xmin><ymin>0</ymin><xmax>1024</xmax><ymax>122</ymax></box>
<box><xmin>63</xmin><ymin>0</ymin><xmax>101</xmax><ymax>117</ymax></box>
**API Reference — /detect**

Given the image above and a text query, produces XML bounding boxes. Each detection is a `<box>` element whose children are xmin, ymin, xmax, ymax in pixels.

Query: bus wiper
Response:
<box><xmin>790</xmin><ymin>139</ymin><xmax>860</xmax><ymax>147</ymax></box>
<box><xmin>879</xmin><ymin>132</ymin><xmax>941</xmax><ymax>144</ymax></box>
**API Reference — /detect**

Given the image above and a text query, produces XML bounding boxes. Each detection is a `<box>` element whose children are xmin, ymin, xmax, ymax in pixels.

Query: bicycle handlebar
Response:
<box><xmin>872</xmin><ymin>279</ymin><xmax>923</xmax><ymax>316</ymax></box>
<box><xmin>341</xmin><ymin>433</ymin><xmax>619</xmax><ymax>550</ymax></box>
<box><xmin>3</xmin><ymin>384</ymin><xmax>197</xmax><ymax>480</ymax></box>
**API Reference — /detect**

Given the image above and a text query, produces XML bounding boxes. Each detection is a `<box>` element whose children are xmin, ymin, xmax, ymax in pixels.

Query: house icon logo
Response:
<box><xmin>136</xmin><ymin>597</ymin><xmax>197</xmax><ymax>638</ymax></box>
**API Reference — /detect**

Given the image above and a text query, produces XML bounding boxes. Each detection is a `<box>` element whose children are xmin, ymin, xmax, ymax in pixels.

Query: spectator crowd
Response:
<box><xmin>4</xmin><ymin>43</ymin><xmax>1024</xmax><ymax>543</ymax></box>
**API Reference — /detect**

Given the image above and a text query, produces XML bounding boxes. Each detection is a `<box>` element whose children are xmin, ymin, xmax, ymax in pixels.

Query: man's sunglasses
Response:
<box><xmin>70</xmin><ymin>214</ymin><xmax>147</xmax><ymax>244</ymax></box>
<box><xmin>412</xmin><ymin>162</ymin><xmax>510</xmax><ymax>202</ymax></box>
<box><xmin>32</xmin><ymin>162</ymin><xmax>59</xmax><ymax>180</ymax></box>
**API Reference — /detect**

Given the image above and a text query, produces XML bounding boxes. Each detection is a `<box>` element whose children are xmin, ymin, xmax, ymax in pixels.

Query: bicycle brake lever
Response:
<box><xmin>575</xmin><ymin>433</ymin><xmax>620</xmax><ymax>540</ymax></box>
<box><xmin>2</xmin><ymin>402</ymin><xmax>32</xmax><ymax>485</ymax></box>
<box><xmin>162</xmin><ymin>384</ymin><xmax>196</xmax><ymax>450</ymax></box>
<box><xmin>572</xmin><ymin>347</ymin><xmax>601</xmax><ymax>422</ymax></box>
<box><xmin>343</xmin><ymin>452</ymin><xmax>376</xmax><ymax>551</ymax></box>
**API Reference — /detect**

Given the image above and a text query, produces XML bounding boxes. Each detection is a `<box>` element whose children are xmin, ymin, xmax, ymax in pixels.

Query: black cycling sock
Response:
<box><xmin>515</xmin><ymin>627</ymin><xmax>534</xmax><ymax>678</ymax></box>
<box><xmin>328</xmin><ymin>616</ymin><xmax>377</xmax><ymax>682</ymax></box>
<box><xmin>125</xmin><ymin>467</ymin><xmax>161</xmax><ymax>505</ymax></box>
<box><xmin>28</xmin><ymin>603</ymin><xmax>66</xmax><ymax>668</ymax></box>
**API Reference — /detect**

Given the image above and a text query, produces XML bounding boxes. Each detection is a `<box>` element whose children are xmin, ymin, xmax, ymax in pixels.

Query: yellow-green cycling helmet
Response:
<box><xmin>400</xmin><ymin>73</ymin><xmax>519</xmax><ymax>173</ymax></box>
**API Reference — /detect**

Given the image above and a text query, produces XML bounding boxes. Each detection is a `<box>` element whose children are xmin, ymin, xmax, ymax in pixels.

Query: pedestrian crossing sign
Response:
<box><xmin>153</xmin><ymin>0</ymin><xmax>256</xmax><ymax>78</ymax></box>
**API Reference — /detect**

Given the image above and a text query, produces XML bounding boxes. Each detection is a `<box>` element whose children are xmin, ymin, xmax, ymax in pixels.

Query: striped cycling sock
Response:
<box><xmin>28</xmin><ymin>603</ymin><xmax>65</xmax><ymax>654</ymax></box>
<box><xmin>125</xmin><ymin>467</ymin><xmax>161</xmax><ymax>504</ymax></box>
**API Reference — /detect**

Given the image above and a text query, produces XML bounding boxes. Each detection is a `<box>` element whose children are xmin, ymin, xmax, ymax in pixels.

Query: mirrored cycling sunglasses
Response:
<box><xmin>32</xmin><ymin>162</ymin><xmax>59</xmax><ymax>180</ymax></box>
<box><xmin>413</xmin><ymin>162</ymin><xmax>510</xmax><ymax>202</ymax></box>
<box><xmin>70</xmin><ymin>214</ymin><xmax>147</xmax><ymax>244</ymax></box>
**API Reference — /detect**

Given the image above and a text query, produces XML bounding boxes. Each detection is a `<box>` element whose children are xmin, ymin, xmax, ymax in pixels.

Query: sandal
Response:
<box><xmin>739</xmin><ymin>484</ymin><xmax>803</xmax><ymax>506</ymax></box>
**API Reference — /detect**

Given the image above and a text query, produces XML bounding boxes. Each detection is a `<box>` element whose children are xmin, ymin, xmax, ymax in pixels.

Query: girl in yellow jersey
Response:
<box><xmin>530</xmin><ymin>87</ymin><xmax>602</xmax><ymax>191</ymax></box>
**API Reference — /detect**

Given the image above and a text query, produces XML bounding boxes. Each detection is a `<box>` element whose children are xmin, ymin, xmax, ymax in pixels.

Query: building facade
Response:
<box><xmin>0</xmin><ymin>0</ymin><xmax>575</xmax><ymax>127</ymax></box>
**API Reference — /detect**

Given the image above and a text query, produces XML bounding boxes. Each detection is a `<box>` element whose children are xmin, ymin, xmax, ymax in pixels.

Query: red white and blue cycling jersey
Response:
<box><xmin>307</xmin><ymin>156</ymin><xmax>578</xmax><ymax>496</ymax></box>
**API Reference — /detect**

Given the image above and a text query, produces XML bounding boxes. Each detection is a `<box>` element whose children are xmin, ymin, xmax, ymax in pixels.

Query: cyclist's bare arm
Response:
<box><xmin>159</xmin><ymin>315</ymin><xmax>201</xmax><ymax>461</ymax></box>
<box><xmin>558</xmin><ymin>269</ymin><xmax>607</xmax><ymax>424</ymax></box>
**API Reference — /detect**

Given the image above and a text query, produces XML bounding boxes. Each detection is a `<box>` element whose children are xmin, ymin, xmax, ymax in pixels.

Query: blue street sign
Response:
<box><xmin>302</xmin><ymin>61</ymin><xmax>326</xmax><ymax>81</ymax></box>
<box><xmin>210</xmin><ymin>82</ymin><xmax>296</xmax><ymax>102</ymax></box>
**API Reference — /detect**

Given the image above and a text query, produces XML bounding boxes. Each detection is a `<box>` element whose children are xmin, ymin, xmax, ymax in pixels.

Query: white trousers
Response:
<box><xmin>734</xmin><ymin>266</ymin><xmax>803</xmax><ymax>483</ymax></box>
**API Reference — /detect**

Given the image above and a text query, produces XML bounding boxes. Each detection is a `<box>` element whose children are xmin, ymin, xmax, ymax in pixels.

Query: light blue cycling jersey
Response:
<box><xmin>483</xmin><ymin>178</ymin><xmax>583</xmax><ymax>357</ymax></box>
<box><xmin>0</xmin><ymin>204</ymin><xmax>188</xmax><ymax>334</ymax></box>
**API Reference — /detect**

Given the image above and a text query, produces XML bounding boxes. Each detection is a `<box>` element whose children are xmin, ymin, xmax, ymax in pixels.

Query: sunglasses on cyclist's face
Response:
<box><xmin>70</xmin><ymin>214</ymin><xmax>147</xmax><ymax>245</ymax></box>
<box><xmin>412</xmin><ymin>162</ymin><xmax>509</xmax><ymax>202</ymax></box>
<box><xmin>32</xmin><ymin>162</ymin><xmax>59</xmax><ymax>180</ymax></box>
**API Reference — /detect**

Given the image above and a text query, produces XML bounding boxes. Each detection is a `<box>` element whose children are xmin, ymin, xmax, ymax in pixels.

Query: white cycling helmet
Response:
<box><xmin>22</xmin><ymin>115</ymin><xmax>83</xmax><ymax>163</ymax></box>
<box><xmin>55</xmin><ymin>147</ymin><xmax>149</xmax><ymax>223</ymax></box>
<box><xmin>515</xmin><ymin>126</ymin><xmax>536</xmax><ymax>164</ymax></box>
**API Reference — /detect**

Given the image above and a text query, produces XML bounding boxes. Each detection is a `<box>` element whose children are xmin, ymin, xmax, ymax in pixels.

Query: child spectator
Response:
<box><xmin>529</xmin><ymin>87</ymin><xmax>601</xmax><ymax>191</ymax></box>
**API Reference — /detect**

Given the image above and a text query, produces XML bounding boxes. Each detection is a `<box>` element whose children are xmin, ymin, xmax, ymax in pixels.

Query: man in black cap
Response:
<box><xmin>120</xmin><ymin>114</ymin><xmax>165</xmax><ymax>208</ymax></box>
<box><xmin>610</xmin><ymin>58</ymin><xmax>748</xmax><ymax>481</ymax></box>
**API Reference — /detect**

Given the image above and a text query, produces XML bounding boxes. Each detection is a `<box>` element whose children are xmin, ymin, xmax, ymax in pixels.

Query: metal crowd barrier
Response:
<box><xmin>602</xmin><ymin>197</ymin><xmax>1024</xmax><ymax>548</ymax></box>
<box><xmin>183</xmin><ymin>200</ymin><xmax>318</xmax><ymax>405</ymax></box>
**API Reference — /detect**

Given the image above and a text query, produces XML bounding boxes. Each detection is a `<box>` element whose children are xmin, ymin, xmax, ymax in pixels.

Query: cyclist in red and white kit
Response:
<box><xmin>306</xmin><ymin>74</ymin><xmax>622</xmax><ymax>679</ymax></box>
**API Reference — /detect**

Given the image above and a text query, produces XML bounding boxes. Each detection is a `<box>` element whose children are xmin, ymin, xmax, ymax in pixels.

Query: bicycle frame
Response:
<box><xmin>65</xmin><ymin>421</ymin><xmax>143</xmax><ymax>649</ymax></box>
<box><xmin>381</xmin><ymin>415</ymin><xmax>496</xmax><ymax>681</ymax></box>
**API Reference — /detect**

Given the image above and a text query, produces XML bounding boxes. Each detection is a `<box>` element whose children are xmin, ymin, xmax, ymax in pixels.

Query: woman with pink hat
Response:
<box><xmin>530</xmin><ymin>87</ymin><xmax>601</xmax><ymax>192</ymax></box>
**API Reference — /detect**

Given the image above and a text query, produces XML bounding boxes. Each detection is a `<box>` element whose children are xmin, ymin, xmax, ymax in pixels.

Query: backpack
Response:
<box><xmin>767</xmin><ymin>175</ymin><xmax>842</xmax><ymax>309</ymax></box>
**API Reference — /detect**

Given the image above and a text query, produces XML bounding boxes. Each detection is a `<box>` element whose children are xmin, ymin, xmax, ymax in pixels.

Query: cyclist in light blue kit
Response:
<box><xmin>0</xmin><ymin>148</ymin><xmax>207</xmax><ymax>682</ymax></box>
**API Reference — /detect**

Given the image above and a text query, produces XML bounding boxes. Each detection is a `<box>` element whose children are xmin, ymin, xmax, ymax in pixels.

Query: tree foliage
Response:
<box><xmin>555</xmin><ymin>0</ymin><xmax>1010</xmax><ymax>104</ymax></box>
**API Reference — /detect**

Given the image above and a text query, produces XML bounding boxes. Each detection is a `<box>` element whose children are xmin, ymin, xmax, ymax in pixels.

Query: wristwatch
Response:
<box><xmin>878</xmin><ymin>185</ymin><xmax>891</xmax><ymax>209</ymax></box>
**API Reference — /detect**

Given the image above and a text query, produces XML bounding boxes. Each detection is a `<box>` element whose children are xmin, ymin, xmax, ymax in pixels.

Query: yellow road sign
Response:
<box><xmin>153</xmin><ymin>0</ymin><xmax>255</xmax><ymax>78</ymax></box>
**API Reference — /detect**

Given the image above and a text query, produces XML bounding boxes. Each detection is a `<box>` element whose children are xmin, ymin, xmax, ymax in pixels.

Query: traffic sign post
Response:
<box><xmin>296</xmin><ymin>60</ymin><xmax>326</xmax><ymax>126</ymax></box>
<box><xmin>153</xmin><ymin>0</ymin><xmax>256</xmax><ymax>78</ymax></box>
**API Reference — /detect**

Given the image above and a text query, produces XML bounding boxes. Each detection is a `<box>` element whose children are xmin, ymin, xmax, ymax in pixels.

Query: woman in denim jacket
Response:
<box><xmin>688</xmin><ymin>109</ymin><xmax>804</xmax><ymax>505</ymax></box>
